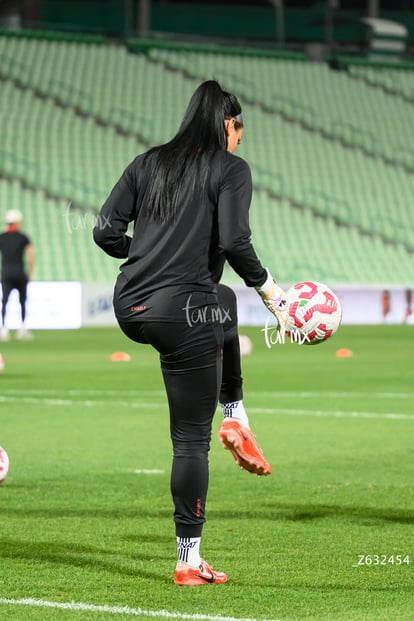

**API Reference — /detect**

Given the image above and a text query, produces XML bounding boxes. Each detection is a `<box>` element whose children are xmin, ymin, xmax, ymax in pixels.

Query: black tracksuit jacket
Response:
<box><xmin>93</xmin><ymin>149</ymin><xmax>267</xmax><ymax>322</ymax></box>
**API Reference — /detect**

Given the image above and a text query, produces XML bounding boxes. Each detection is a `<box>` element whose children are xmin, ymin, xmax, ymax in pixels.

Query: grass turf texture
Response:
<box><xmin>0</xmin><ymin>325</ymin><xmax>413</xmax><ymax>621</ymax></box>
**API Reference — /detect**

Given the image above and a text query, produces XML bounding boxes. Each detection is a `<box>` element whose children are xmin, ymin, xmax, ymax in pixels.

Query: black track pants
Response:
<box><xmin>1</xmin><ymin>275</ymin><xmax>28</xmax><ymax>324</ymax></box>
<box><xmin>118</xmin><ymin>315</ymin><xmax>224</xmax><ymax>538</ymax></box>
<box><xmin>217</xmin><ymin>284</ymin><xmax>243</xmax><ymax>404</ymax></box>
<box><xmin>117</xmin><ymin>285</ymin><xmax>243</xmax><ymax>537</ymax></box>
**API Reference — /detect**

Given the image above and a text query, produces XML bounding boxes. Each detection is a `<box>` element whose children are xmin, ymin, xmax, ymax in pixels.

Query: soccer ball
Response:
<box><xmin>285</xmin><ymin>281</ymin><xmax>342</xmax><ymax>345</ymax></box>
<box><xmin>239</xmin><ymin>334</ymin><xmax>253</xmax><ymax>357</ymax></box>
<box><xmin>0</xmin><ymin>447</ymin><xmax>10</xmax><ymax>484</ymax></box>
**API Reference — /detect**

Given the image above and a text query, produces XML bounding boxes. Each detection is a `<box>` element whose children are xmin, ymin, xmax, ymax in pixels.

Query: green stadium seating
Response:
<box><xmin>0</xmin><ymin>179</ymin><xmax>118</xmax><ymax>282</ymax></box>
<box><xmin>0</xmin><ymin>33</ymin><xmax>413</xmax><ymax>284</ymax></box>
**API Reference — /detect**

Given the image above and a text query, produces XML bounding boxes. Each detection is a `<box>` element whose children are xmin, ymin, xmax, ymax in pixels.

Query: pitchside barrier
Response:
<box><xmin>1</xmin><ymin>282</ymin><xmax>412</xmax><ymax>330</ymax></box>
<box><xmin>0</xmin><ymin>282</ymin><xmax>82</xmax><ymax>329</ymax></box>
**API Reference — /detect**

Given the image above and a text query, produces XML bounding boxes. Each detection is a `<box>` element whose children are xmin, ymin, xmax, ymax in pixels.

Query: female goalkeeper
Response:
<box><xmin>93</xmin><ymin>79</ymin><xmax>286</xmax><ymax>586</ymax></box>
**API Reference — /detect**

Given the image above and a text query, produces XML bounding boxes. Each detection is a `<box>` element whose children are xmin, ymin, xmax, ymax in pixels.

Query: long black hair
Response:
<box><xmin>143</xmin><ymin>80</ymin><xmax>243</xmax><ymax>224</ymax></box>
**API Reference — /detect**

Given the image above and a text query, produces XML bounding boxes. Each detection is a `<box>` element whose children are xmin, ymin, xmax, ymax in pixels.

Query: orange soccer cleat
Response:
<box><xmin>174</xmin><ymin>559</ymin><xmax>228</xmax><ymax>586</ymax></box>
<box><xmin>217</xmin><ymin>419</ymin><xmax>272</xmax><ymax>476</ymax></box>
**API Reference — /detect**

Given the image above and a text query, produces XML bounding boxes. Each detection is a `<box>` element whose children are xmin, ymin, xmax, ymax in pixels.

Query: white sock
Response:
<box><xmin>176</xmin><ymin>537</ymin><xmax>201</xmax><ymax>567</ymax></box>
<box><xmin>221</xmin><ymin>400</ymin><xmax>249</xmax><ymax>428</ymax></box>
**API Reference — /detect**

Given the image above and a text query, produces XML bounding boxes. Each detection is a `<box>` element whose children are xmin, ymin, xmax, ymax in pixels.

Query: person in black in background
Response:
<box><xmin>93</xmin><ymin>80</ymin><xmax>287</xmax><ymax>586</ymax></box>
<box><xmin>0</xmin><ymin>209</ymin><xmax>35</xmax><ymax>341</ymax></box>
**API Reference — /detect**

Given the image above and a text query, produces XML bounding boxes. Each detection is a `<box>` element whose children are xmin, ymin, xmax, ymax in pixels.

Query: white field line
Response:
<box><xmin>249</xmin><ymin>408</ymin><xmax>414</xmax><ymax>421</ymax></box>
<box><xmin>0</xmin><ymin>396</ymin><xmax>162</xmax><ymax>408</ymax></box>
<box><xmin>1</xmin><ymin>389</ymin><xmax>166</xmax><ymax>397</ymax></box>
<box><xmin>2</xmin><ymin>388</ymin><xmax>167</xmax><ymax>397</ymax></box>
<box><xmin>0</xmin><ymin>597</ymin><xmax>286</xmax><ymax>621</ymax></box>
<box><xmin>1</xmin><ymin>389</ymin><xmax>413</xmax><ymax>399</ymax></box>
<box><xmin>249</xmin><ymin>391</ymin><xmax>414</xmax><ymax>400</ymax></box>
<box><xmin>0</xmin><ymin>395</ymin><xmax>412</xmax><ymax>420</ymax></box>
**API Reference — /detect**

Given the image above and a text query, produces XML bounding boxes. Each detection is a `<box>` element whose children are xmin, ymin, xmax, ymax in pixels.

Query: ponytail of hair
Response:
<box><xmin>143</xmin><ymin>80</ymin><xmax>243</xmax><ymax>224</ymax></box>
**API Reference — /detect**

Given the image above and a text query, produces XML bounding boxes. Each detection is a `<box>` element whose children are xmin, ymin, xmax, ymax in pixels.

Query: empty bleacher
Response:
<box><xmin>0</xmin><ymin>32</ymin><xmax>413</xmax><ymax>285</ymax></box>
<box><xmin>0</xmin><ymin>179</ymin><xmax>118</xmax><ymax>282</ymax></box>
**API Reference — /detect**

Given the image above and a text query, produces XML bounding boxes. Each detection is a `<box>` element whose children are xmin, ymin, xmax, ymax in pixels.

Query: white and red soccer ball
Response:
<box><xmin>0</xmin><ymin>447</ymin><xmax>9</xmax><ymax>484</ymax></box>
<box><xmin>285</xmin><ymin>281</ymin><xmax>342</xmax><ymax>345</ymax></box>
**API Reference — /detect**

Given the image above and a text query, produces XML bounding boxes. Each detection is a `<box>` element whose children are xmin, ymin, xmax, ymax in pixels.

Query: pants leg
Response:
<box><xmin>1</xmin><ymin>279</ymin><xmax>13</xmax><ymax>325</ymax></box>
<box><xmin>1</xmin><ymin>276</ymin><xmax>27</xmax><ymax>325</ymax></box>
<box><xmin>16</xmin><ymin>275</ymin><xmax>28</xmax><ymax>323</ymax></box>
<box><xmin>217</xmin><ymin>284</ymin><xmax>243</xmax><ymax>404</ymax></box>
<box><xmin>117</xmin><ymin>317</ymin><xmax>223</xmax><ymax>538</ymax></box>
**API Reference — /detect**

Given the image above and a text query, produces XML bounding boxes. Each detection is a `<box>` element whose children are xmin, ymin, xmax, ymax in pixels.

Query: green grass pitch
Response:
<box><xmin>0</xmin><ymin>325</ymin><xmax>413</xmax><ymax>621</ymax></box>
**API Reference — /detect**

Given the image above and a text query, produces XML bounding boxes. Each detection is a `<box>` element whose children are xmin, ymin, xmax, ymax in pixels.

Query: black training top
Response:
<box><xmin>0</xmin><ymin>230</ymin><xmax>30</xmax><ymax>279</ymax></box>
<box><xmin>93</xmin><ymin>150</ymin><xmax>267</xmax><ymax>322</ymax></box>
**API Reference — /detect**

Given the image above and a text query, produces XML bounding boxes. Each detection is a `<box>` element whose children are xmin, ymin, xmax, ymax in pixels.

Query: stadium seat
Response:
<box><xmin>0</xmin><ymin>33</ymin><xmax>413</xmax><ymax>284</ymax></box>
